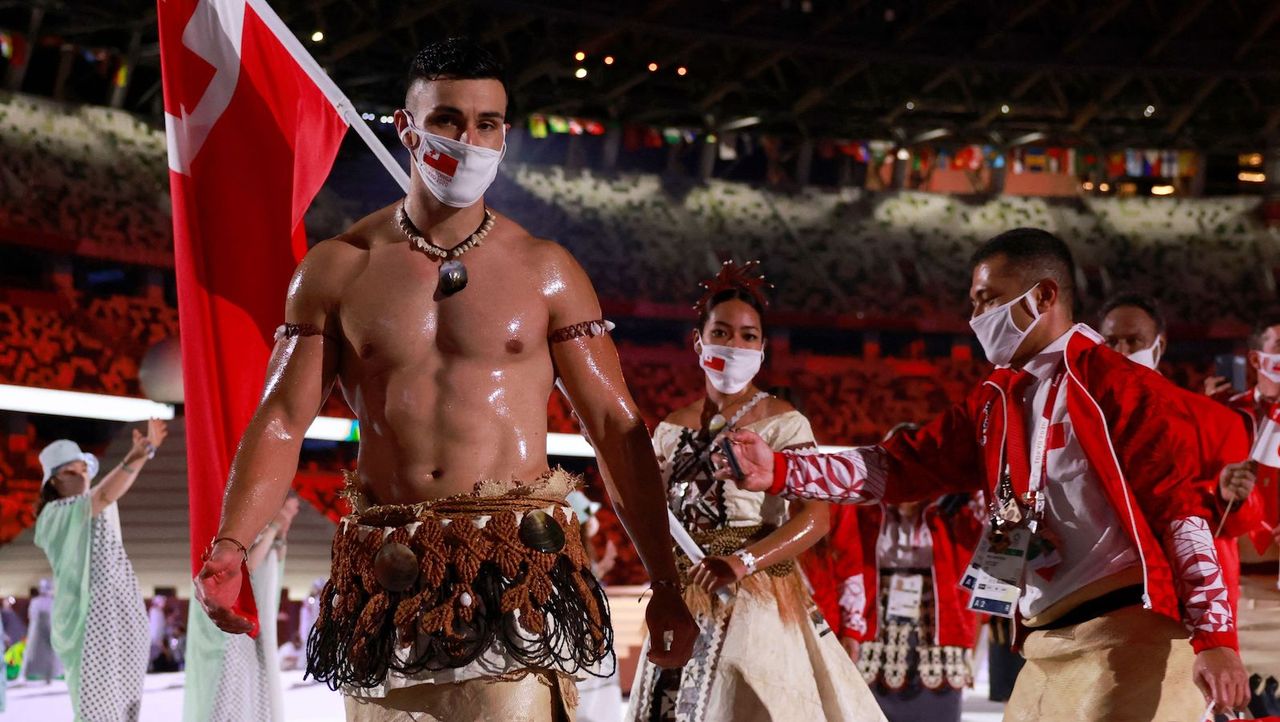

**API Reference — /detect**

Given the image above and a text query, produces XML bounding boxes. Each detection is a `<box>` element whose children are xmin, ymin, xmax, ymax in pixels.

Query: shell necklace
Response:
<box><xmin>394</xmin><ymin>200</ymin><xmax>496</xmax><ymax>296</ymax></box>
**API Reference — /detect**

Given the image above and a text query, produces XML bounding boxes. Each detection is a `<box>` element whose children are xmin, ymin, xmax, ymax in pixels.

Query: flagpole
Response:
<box><xmin>245</xmin><ymin>0</ymin><xmax>409</xmax><ymax>194</ymax></box>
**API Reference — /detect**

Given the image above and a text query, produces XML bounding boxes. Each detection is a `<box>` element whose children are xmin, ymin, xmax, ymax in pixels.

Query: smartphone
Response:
<box><xmin>719</xmin><ymin>440</ymin><xmax>745</xmax><ymax>481</ymax></box>
<box><xmin>1213</xmin><ymin>354</ymin><xmax>1247</xmax><ymax>393</ymax></box>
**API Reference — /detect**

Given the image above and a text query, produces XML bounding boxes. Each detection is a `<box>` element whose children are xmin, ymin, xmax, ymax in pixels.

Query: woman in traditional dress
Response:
<box><xmin>627</xmin><ymin>261</ymin><xmax>883</xmax><ymax>722</ymax></box>
<box><xmin>183</xmin><ymin>495</ymin><xmax>297</xmax><ymax>722</ymax></box>
<box><xmin>33</xmin><ymin>420</ymin><xmax>168</xmax><ymax>722</ymax></box>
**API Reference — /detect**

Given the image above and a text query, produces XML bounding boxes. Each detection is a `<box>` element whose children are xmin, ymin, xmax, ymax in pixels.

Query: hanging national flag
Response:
<box><xmin>1178</xmin><ymin>151</ymin><xmax>1198</xmax><ymax>179</ymax></box>
<box><xmin>528</xmin><ymin>114</ymin><xmax>548</xmax><ymax>139</ymax></box>
<box><xmin>158</xmin><ymin>0</ymin><xmax>401</xmax><ymax>635</ymax></box>
<box><xmin>1125</xmin><ymin>150</ymin><xmax>1143</xmax><ymax>177</ymax></box>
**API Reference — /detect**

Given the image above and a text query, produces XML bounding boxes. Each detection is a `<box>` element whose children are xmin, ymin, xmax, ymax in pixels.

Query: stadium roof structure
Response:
<box><xmin>8</xmin><ymin>0</ymin><xmax>1280</xmax><ymax>151</ymax></box>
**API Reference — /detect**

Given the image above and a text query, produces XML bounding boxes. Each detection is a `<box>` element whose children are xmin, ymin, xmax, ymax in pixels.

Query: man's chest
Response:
<box><xmin>338</xmin><ymin>251</ymin><xmax>550</xmax><ymax>367</ymax></box>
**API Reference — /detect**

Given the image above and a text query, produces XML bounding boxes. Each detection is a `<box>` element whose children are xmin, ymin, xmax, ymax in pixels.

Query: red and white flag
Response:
<box><xmin>157</xmin><ymin>0</ymin><xmax>361</xmax><ymax>634</ymax></box>
<box><xmin>1250</xmin><ymin>403</ymin><xmax>1280</xmax><ymax>467</ymax></box>
<box><xmin>1249</xmin><ymin>402</ymin><xmax>1280</xmax><ymax>551</ymax></box>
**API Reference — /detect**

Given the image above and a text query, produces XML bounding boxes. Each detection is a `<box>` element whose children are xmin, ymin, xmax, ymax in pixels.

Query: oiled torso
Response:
<box><xmin>328</xmin><ymin>208</ymin><xmax>561</xmax><ymax>504</ymax></box>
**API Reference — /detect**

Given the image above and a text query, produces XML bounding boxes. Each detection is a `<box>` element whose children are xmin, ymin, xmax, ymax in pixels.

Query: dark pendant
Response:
<box><xmin>373</xmin><ymin>541</ymin><xmax>420</xmax><ymax>592</ymax></box>
<box><xmin>439</xmin><ymin>259</ymin><xmax>468</xmax><ymax>296</ymax></box>
<box><xmin>518</xmin><ymin>509</ymin><xmax>566</xmax><ymax>553</ymax></box>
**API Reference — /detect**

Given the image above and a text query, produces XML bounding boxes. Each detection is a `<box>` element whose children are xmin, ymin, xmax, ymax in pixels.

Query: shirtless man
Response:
<box><xmin>194</xmin><ymin>38</ymin><xmax>696</xmax><ymax>719</ymax></box>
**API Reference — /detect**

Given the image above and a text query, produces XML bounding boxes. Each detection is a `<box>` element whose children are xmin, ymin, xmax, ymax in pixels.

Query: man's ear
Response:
<box><xmin>393</xmin><ymin>109</ymin><xmax>415</xmax><ymax>148</ymax></box>
<box><xmin>1034</xmin><ymin>278</ymin><xmax>1060</xmax><ymax>314</ymax></box>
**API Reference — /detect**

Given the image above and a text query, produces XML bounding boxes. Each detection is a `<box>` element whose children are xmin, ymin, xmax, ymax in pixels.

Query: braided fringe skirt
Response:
<box><xmin>306</xmin><ymin>469</ymin><xmax>614</xmax><ymax>702</ymax></box>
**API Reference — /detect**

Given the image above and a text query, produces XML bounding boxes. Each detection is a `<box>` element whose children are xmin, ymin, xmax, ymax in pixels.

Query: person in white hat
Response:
<box><xmin>32</xmin><ymin>419</ymin><xmax>168</xmax><ymax>722</ymax></box>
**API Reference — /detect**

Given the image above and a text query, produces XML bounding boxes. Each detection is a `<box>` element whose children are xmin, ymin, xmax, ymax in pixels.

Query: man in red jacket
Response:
<box><xmin>722</xmin><ymin>228</ymin><xmax>1249</xmax><ymax>718</ymax></box>
<box><xmin>1205</xmin><ymin>312</ymin><xmax>1280</xmax><ymax>555</ymax></box>
<box><xmin>1099</xmin><ymin>293</ymin><xmax>1263</xmax><ymax>617</ymax></box>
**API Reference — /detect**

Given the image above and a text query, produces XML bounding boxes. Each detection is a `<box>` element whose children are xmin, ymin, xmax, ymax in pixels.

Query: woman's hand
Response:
<box><xmin>127</xmin><ymin>418</ymin><xmax>169</xmax><ymax>463</ymax></box>
<box><xmin>690</xmin><ymin>554</ymin><xmax>749</xmax><ymax>593</ymax></box>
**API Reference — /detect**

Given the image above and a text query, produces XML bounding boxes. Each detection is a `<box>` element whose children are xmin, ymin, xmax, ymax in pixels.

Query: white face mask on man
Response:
<box><xmin>1256</xmin><ymin>351</ymin><xmax>1280</xmax><ymax>384</ymax></box>
<box><xmin>969</xmin><ymin>284</ymin><xmax>1042</xmax><ymax>368</ymax></box>
<box><xmin>1126</xmin><ymin>341</ymin><xmax>1162</xmax><ymax>370</ymax></box>
<box><xmin>696</xmin><ymin>340</ymin><xmax>764</xmax><ymax>394</ymax></box>
<box><xmin>399</xmin><ymin>112</ymin><xmax>505</xmax><ymax>208</ymax></box>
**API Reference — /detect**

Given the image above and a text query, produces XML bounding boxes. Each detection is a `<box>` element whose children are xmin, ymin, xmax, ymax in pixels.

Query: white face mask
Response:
<box><xmin>1126</xmin><ymin>340</ymin><xmax>1162</xmax><ymax>370</ymax></box>
<box><xmin>1257</xmin><ymin>352</ymin><xmax>1280</xmax><ymax>384</ymax></box>
<box><xmin>399</xmin><ymin>113</ymin><xmax>505</xmax><ymax>208</ymax></box>
<box><xmin>969</xmin><ymin>284</ymin><xmax>1041</xmax><ymax>368</ymax></box>
<box><xmin>697</xmin><ymin>341</ymin><xmax>763</xmax><ymax>394</ymax></box>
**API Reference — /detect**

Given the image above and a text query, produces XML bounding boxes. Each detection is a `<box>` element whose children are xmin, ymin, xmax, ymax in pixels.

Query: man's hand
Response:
<box><xmin>1192</xmin><ymin>647</ymin><xmax>1249</xmax><ymax>714</ymax></box>
<box><xmin>194</xmin><ymin>542</ymin><xmax>256</xmax><ymax>635</ymax></box>
<box><xmin>690</xmin><ymin>554</ymin><xmax>748</xmax><ymax>594</ymax></box>
<box><xmin>714</xmin><ymin>429</ymin><xmax>776</xmax><ymax>492</ymax></box>
<box><xmin>840</xmin><ymin>636</ymin><xmax>861</xmax><ymax>662</ymax></box>
<box><xmin>1204</xmin><ymin>375</ymin><xmax>1234</xmax><ymax>398</ymax></box>
<box><xmin>1218</xmin><ymin>460</ymin><xmax>1256</xmax><ymax>504</ymax></box>
<box><xmin>644</xmin><ymin>585</ymin><xmax>697</xmax><ymax>668</ymax></box>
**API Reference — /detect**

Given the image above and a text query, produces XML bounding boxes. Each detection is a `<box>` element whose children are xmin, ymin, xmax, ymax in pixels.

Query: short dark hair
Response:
<box><xmin>971</xmin><ymin>228</ymin><xmax>1076</xmax><ymax>308</ymax></box>
<box><xmin>1250</xmin><ymin>309</ymin><xmax>1280</xmax><ymax>349</ymax></box>
<box><xmin>407</xmin><ymin>38</ymin><xmax>506</xmax><ymax>96</ymax></box>
<box><xmin>1101</xmin><ymin>292</ymin><xmax>1166</xmax><ymax>334</ymax></box>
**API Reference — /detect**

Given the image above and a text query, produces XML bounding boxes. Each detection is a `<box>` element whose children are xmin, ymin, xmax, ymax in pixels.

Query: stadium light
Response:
<box><xmin>1143</xmin><ymin>105</ymin><xmax>1155</xmax><ymax>117</ymax></box>
<box><xmin>311</xmin><ymin>30</ymin><xmax>324</xmax><ymax>43</ymax></box>
<box><xmin>0</xmin><ymin>388</ymin><xmax>853</xmax><ymax>457</ymax></box>
<box><xmin>0</xmin><ymin>385</ymin><xmax>175</xmax><ymax>422</ymax></box>
<box><xmin>574</xmin><ymin>50</ymin><xmax>586</xmax><ymax>61</ymax></box>
<box><xmin>1000</xmin><ymin>103</ymin><xmax>1010</xmax><ymax>114</ymax></box>
<box><xmin>604</xmin><ymin>56</ymin><xmax>615</xmax><ymax>65</ymax></box>
<box><xmin>677</xmin><ymin>66</ymin><xmax>688</xmax><ymax>76</ymax></box>
<box><xmin>720</xmin><ymin>116</ymin><xmax>761</xmax><ymax>131</ymax></box>
<box><xmin>575</xmin><ymin>67</ymin><xmax>588</xmax><ymax>79</ymax></box>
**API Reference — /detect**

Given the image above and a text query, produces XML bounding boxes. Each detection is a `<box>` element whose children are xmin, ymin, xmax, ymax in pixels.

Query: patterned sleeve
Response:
<box><xmin>767</xmin><ymin>446</ymin><xmax>889</xmax><ymax>504</ymax></box>
<box><xmin>767</xmin><ymin>399</ymin><xmax>985</xmax><ymax>504</ymax></box>
<box><xmin>1165</xmin><ymin>516</ymin><xmax>1237</xmax><ymax>652</ymax></box>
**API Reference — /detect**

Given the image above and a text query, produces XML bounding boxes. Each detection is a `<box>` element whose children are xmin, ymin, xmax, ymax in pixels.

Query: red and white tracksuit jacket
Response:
<box><xmin>769</xmin><ymin>326</ymin><xmax>1238</xmax><ymax>653</ymax></box>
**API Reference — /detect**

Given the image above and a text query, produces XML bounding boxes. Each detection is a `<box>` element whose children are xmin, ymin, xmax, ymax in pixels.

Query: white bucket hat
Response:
<box><xmin>39</xmin><ymin>440</ymin><xmax>99</xmax><ymax>485</ymax></box>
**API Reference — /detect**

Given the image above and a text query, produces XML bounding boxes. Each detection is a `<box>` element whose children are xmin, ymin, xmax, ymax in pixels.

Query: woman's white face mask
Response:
<box><xmin>399</xmin><ymin>112</ymin><xmax>505</xmax><ymax>208</ymax></box>
<box><xmin>696</xmin><ymin>339</ymin><xmax>763</xmax><ymax>394</ymax></box>
<box><xmin>969</xmin><ymin>284</ymin><xmax>1042</xmax><ymax>368</ymax></box>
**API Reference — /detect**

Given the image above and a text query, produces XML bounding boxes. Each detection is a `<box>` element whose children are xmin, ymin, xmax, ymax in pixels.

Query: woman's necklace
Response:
<box><xmin>394</xmin><ymin>200</ymin><xmax>497</xmax><ymax>296</ymax></box>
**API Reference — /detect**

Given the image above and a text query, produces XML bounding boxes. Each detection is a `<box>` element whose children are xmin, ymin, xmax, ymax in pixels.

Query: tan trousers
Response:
<box><xmin>344</xmin><ymin>673</ymin><xmax>576</xmax><ymax>722</ymax></box>
<box><xmin>1005</xmin><ymin>606</ymin><xmax>1205</xmax><ymax>722</ymax></box>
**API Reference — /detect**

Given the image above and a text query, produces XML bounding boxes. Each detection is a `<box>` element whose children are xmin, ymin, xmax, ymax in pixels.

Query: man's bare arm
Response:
<box><xmin>544</xmin><ymin>248</ymin><xmax>679</xmax><ymax>586</ymax></box>
<box><xmin>214</xmin><ymin>245</ymin><xmax>345</xmax><ymax>548</ymax></box>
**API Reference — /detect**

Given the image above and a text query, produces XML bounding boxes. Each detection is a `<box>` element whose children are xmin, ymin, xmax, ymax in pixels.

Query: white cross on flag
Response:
<box><xmin>157</xmin><ymin>0</ymin><xmax>351</xmax><ymax>636</ymax></box>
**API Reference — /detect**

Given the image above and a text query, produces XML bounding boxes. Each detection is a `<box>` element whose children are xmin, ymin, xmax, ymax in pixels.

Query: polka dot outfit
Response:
<box><xmin>79</xmin><ymin>504</ymin><xmax>150</xmax><ymax>721</ymax></box>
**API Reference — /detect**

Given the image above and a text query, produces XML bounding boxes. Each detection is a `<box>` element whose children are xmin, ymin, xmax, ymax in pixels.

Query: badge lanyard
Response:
<box><xmin>1021</xmin><ymin>370</ymin><xmax>1065</xmax><ymax>523</ymax></box>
